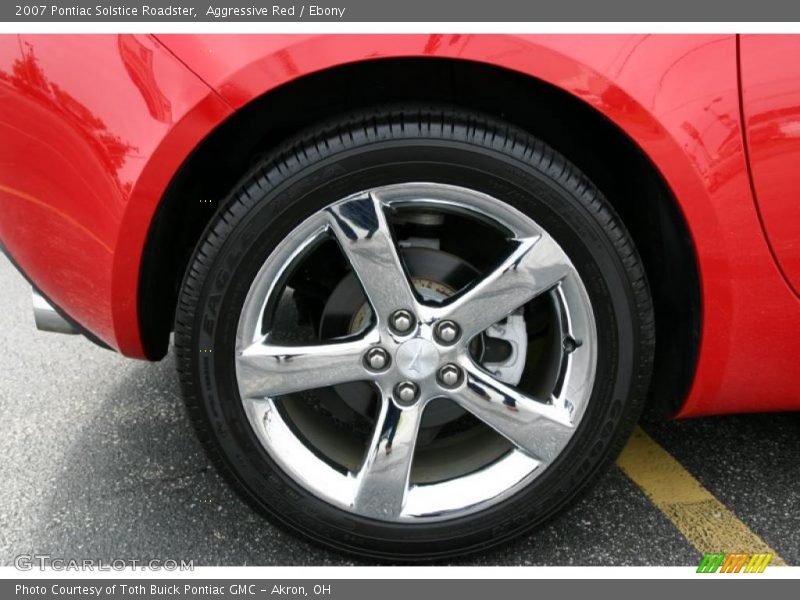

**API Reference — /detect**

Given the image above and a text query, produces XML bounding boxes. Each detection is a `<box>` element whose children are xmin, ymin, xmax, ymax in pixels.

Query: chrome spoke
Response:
<box><xmin>236</xmin><ymin>333</ymin><xmax>376</xmax><ymax>399</ymax></box>
<box><xmin>352</xmin><ymin>397</ymin><xmax>426</xmax><ymax>519</ymax></box>
<box><xmin>236</xmin><ymin>182</ymin><xmax>597</xmax><ymax>522</ymax></box>
<box><xmin>450</xmin><ymin>363</ymin><xmax>575</xmax><ymax>464</ymax></box>
<box><xmin>326</xmin><ymin>192</ymin><xmax>418</xmax><ymax>322</ymax></box>
<box><xmin>441</xmin><ymin>235</ymin><xmax>570</xmax><ymax>342</ymax></box>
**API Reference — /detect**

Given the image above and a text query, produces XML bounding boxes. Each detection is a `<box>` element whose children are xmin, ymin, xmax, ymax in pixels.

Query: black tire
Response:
<box><xmin>174</xmin><ymin>105</ymin><xmax>654</xmax><ymax>561</ymax></box>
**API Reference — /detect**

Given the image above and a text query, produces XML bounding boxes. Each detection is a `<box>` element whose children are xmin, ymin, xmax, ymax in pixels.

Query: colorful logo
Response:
<box><xmin>697</xmin><ymin>552</ymin><xmax>773</xmax><ymax>573</ymax></box>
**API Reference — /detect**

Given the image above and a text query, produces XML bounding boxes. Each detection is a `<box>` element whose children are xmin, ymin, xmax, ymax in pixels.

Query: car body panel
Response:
<box><xmin>740</xmin><ymin>34</ymin><xmax>800</xmax><ymax>297</ymax></box>
<box><xmin>1</xmin><ymin>34</ymin><xmax>799</xmax><ymax>417</ymax></box>
<box><xmin>0</xmin><ymin>34</ymin><xmax>231</xmax><ymax>350</ymax></box>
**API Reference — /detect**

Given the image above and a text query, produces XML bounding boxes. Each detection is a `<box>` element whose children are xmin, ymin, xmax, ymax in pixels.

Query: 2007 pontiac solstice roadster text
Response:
<box><xmin>15</xmin><ymin>4</ymin><xmax>347</xmax><ymax>18</ymax></box>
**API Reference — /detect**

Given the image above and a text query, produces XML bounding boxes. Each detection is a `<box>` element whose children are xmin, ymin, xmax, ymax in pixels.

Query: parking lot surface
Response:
<box><xmin>1</xmin><ymin>254</ymin><xmax>798</xmax><ymax>566</ymax></box>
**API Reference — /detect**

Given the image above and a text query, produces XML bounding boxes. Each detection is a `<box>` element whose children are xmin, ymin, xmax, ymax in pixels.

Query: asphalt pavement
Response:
<box><xmin>0</xmin><ymin>253</ymin><xmax>798</xmax><ymax>566</ymax></box>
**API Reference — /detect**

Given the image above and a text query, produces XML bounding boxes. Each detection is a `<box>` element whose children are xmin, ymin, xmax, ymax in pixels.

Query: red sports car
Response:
<box><xmin>1</xmin><ymin>34</ymin><xmax>798</xmax><ymax>560</ymax></box>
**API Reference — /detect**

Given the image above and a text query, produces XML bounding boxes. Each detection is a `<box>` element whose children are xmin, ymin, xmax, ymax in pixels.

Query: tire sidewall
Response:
<box><xmin>181</xmin><ymin>128</ymin><xmax>646</xmax><ymax>559</ymax></box>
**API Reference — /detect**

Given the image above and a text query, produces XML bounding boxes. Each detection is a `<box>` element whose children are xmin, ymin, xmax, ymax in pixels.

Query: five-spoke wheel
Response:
<box><xmin>235</xmin><ymin>184</ymin><xmax>595</xmax><ymax>521</ymax></box>
<box><xmin>175</xmin><ymin>107</ymin><xmax>653</xmax><ymax>559</ymax></box>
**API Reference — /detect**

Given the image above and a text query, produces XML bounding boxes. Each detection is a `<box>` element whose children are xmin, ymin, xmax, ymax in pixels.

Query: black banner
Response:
<box><xmin>5</xmin><ymin>0</ymin><xmax>800</xmax><ymax>22</ymax></box>
<box><xmin>4</xmin><ymin>579</ymin><xmax>795</xmax><ymax>600</ymax></box>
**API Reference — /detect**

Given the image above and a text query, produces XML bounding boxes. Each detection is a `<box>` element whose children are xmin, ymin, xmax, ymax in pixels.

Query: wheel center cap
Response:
<box><xmin>395</xmin><ymin>338</ymin><xmax>440</xmax><ymax>380</ymax></box>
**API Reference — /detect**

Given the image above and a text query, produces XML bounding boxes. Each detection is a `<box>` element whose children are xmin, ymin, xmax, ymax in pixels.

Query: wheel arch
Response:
<box><xmin>138</xmin><ymin>54</ymin><xmax>701</xmax><ymax>418</ymax></box>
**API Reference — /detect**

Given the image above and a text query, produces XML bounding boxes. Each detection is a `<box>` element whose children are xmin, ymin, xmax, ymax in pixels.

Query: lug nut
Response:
<box><xmin>434</xmin><ymin>320</ymin><xmax>460</xmax><ymax>344</ymax></box>
<box><xmin>389</xmin><ymin>309</ymin><xmax>415</xmax><ymax>334</ymax></box>
<box><xmin>394</xmin><ymin>381</ymin><xmax>419</xmax><ymax>405</ymax></box>
<box><xmin>437</xmin><ymin>364</ymin><xmax>463</xmax><ymax>388</ymax></box>
<box><xmin>364</xmin><ymin>347</ymin><xmax>390</xmax><ymax>371</ymax></box>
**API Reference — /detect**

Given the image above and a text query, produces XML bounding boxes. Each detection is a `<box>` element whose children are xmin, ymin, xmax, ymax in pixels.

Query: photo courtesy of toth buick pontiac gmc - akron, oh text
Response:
<box><xmin>1</xmin><ymin>33</ymin><xmax>800</xmax><ymax>560</ymax></box>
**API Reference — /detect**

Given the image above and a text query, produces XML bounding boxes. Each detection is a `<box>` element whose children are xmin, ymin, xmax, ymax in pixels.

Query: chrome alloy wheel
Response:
<box><xmin>235</xmin><ymin>183</ymin><xmax>597</xmax><ymax>522</ymax></box>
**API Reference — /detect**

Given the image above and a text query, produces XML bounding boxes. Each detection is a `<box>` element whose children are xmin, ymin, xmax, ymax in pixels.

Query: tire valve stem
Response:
<box><xmin>562</xmin><ymin>336</ymin><xmax>582</xmax><ymax>354</ymax></box>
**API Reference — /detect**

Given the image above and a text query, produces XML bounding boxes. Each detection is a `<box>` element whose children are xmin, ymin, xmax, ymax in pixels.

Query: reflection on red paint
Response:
<box><xmin>0</xmin><ymin>34</ymin><xmax>226</xmax><ymax>344</ymax></box>
<box><xmin>740</xmin><ymin>34</ymin><xmax>800</xmax><ymax>296</ymax></box>
<box><xmin>0</xmin><ymin>40</ymin><xmax>138</xmax><ymax>188</ymax></box>
<box><xmin>119</xmin><ymin>34</ymin><xmax>173</xmax><ymax>124</ymax></box>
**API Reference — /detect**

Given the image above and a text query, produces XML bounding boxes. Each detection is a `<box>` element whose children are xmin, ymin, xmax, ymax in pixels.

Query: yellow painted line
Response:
<box><xmin>616</xmin><ymin>426</ymin><xmax>786</xmax><ymax>566</ymax></box>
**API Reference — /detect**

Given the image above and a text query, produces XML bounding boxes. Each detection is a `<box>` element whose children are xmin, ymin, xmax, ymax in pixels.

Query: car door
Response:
<box><xmin>740</xmin><ymin>34</ymin><xmax>800</xmax><ymax>296</ymax></box>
